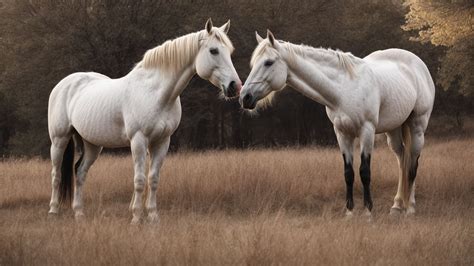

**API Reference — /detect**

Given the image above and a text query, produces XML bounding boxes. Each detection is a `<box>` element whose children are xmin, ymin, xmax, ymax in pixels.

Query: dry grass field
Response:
<box><xmin>1</xmin><ymin>138</ymin><xmax>473</xmax><ymax>265</ymax></box>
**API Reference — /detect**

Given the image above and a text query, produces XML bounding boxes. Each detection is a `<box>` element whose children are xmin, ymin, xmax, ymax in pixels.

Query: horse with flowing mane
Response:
<box><xmin>48</xmin><ymin>19</ymin><xmax>242</xmax><ymax>224</ymax></box>
<box><xmin>240</xmin><ymin>30</ymin><xmax>435</xmax><ymax>217</ymax></box>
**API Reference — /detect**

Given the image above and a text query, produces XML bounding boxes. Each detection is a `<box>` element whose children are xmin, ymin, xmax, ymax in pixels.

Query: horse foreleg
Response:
<box><xmin>359</xmin><ymin>124</ymin><xmax>375</xmax><ymax>217</ymax></box>
<box><xmin>335</xmin><ymin>129</ymin><xmax>355</xmax><ymax>217</ymax></box>
<box><xmin>145</xmin><ymin>137</ymin><xmax>170</xmax><ymax>224</ymax></box>
<box><xmin>130</xmin><ymin>133</ymin><xmax>148</xmax><ymax>225</ymax></box>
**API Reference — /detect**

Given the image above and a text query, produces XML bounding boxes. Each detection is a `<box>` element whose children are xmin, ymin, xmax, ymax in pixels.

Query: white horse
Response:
<box><xmin>240</xmin><ymin>30</ymin><xmax>435</xmax><ymax>216</ymax></box>
<box><xmin>48</xmin><ymin>19</ymin><xmax>242</xmax><ymax>224</ymax></box>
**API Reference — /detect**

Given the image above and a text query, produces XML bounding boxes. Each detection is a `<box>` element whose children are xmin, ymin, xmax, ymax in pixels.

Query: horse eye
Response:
<box><xmin>210</xmin><ymin>48</ymin><xmax>219</xmax><ymax>55</ymax></box>
<box><xmin>264</xmin><ymin>60</ymin><xmax>274</xmax><ymax>67</ymax></box>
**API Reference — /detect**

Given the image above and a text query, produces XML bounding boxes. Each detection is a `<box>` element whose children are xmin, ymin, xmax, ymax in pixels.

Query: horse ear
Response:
<box><xmin>205</xmin><ymin>18</ymin><xmax>213</xmax><ymax>33</ymax></box>
<box><xmin>267</xmin><ymin>29</ymin><xmax>276</xmax><ymax>46</ymax></box>
<box><xmin>255</xmin><ymin>31</ymin><xmax>264</xmax><ymax>43</ymax></box>
<box><xmin>220</xmin><ymin>20</ymin><xmax>230</xmax><ymax>34</ymax></box>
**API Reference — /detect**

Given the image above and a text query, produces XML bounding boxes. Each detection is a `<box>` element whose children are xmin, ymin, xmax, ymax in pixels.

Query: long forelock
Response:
<box><xmin>211</xmin><ymin>29</ymin><xmax>235</xmax><ymax>53</ymax></box>
<box><xmin>250</xmin><ymin>41</ymin><xmax>279</xmax><ymax>67</ymax></box>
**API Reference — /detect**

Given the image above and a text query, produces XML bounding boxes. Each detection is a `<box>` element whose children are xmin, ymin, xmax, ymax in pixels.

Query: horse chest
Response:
<box><xmin>327</xmin><ymin>110</ymin><xmax>363</xmax><ymax>136</ymax></box>
<box><xmin>136</xmin><ymin>100</ymin><xmax>182</xmax><ymax>140</ymax></box>
<box><xmin>148</xmin><ymin>115</ymin><xmax>181</xmax><ymax>139</ymax></box>
<box><xmin>326</xmin><ymin>93</ymin><xmax>378</xmax><ymax>137</ymax></box>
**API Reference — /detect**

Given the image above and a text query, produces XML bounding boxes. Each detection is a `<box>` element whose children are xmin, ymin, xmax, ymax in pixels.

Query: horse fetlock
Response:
<box><xmin>406</xmin><ymin>207</ymin><xmax>416</xmax><ymax>216</ymax></box>
<box><xmin>74</xmin><ymin>210</ymin><xmax>85</xmax><ymax>221</ymax></box>
<box><xmin>146</xmin><ymin>197</ymin><xmax>157</xmax><ymax>211</ymax></box>
<box><xmin>131</xmin><ymin>203</ymin><xmax>143</xmax><ymax>214</ymax></box>
<box><xmin>48</xmin><ymin>205</ymin><xmax>59</xmax><ymax>214</ymax></box>
<box><xmin>131</xmin><ymin>215</ymin><xmax>141</xmax><ymax>225</ymax></box>
<box><xmin>72</xmin><ymin>201</ymin><xmax>83</xmax><ymax>212</ymax></box>
<box><xmin>393</xmin><ymin>195</ymin><xmax>404</xmax><ymax>207</ymax></box>
<box><xmin>345</xmin><ymin>209</ymin><xmax>354</xmax><ymax>217</ymax></box>
<box><xmin>363</xmin><ymin>208</ymin><xmax>372</xmax><ymax>217</ymax></box>
<box><xmin>147</xmin><ymin>212</ymin><xmax>159</xmax><ymax>224</ymax></box>
<box><xmin>407</xmin><ymin>202</ymin><xmax>416</xmax><ymax>215</ymax></box>
<box><xmin>51</xmin><ymin>177</ymin><xmax>60</xmax><ymax>187</ymax></box>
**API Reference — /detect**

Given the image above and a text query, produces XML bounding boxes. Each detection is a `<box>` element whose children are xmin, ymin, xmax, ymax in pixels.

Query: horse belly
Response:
<box><xmin>376</xmin><ymin>87</ymin><xmax>417</xmax><ymax>133</ymax></box>
<box><xmin>71</xmin><ymin>95</ymin><xmax>129</xmax><ymax>148</ymax></box>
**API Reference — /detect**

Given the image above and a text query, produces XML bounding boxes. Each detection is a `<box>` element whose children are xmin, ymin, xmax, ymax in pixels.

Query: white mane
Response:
<box><xmin>139</xmin><ymin>29</ymin><xmax>234</xmax><ymax>72</ymax></box>
<box><xmin>249</xmin><ymin>40</ymin><xmax>360</xmax><ymax>110</ymax></box>
<box><xmin>251</xmin><ymin>40</ymin><xmax>360</xmax><ymax>78</ymax></box>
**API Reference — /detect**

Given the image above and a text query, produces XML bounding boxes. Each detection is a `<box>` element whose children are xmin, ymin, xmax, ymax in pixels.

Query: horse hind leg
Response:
<box><xmin>72</xmin><ymin>136</ymin><xmax>102</xmax><ymax>220</ymax></box>
<box><xmin>49</xmin><ymin>135</ymin><xmax>73</xmax><ymax>214</ymax></box>
<box><xmin>406</xmin><ymin>120</ymin><xmax>426</xmax><ymax>215</ymax></box>
<box><xmin>386</xmin><ymin>128</ymin><xmax>405</xmax><ymax>215</ymax></box>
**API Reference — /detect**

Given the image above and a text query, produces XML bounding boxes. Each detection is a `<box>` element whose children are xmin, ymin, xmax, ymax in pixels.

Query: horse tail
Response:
<box><xmin>59</xmin><ymin>137</ymin><xmax>75</xmax><ymax>205</ymax></box>
<box><xmin>59</xmin><ymin>131</ymin><xmax>84</xmax><ymax>206</ymax></box>
<box><xmin>401</xmin><ymin>122</ymin><xmax>412</xmax><ymax>208</ymax></box>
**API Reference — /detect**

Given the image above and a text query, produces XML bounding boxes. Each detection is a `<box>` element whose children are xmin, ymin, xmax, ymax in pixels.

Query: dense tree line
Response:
<box><xmin>0</xmin><ymin>0</ymin><xmax>472</xmax><ymax>156</ymax></box>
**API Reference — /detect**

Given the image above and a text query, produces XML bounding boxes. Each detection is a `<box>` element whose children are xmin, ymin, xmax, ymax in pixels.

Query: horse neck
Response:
<box><xmin>127</xmin><ymin>60</ymin><xmax>196</xmax><ymax>105</ymax></box>
<box><xmin>284</xmin><ymin>46</ymin><xmax>349</xmax><ymax>109</ymax></box>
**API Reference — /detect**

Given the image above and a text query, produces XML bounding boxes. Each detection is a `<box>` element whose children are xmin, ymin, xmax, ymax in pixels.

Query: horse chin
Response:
<box><xmin>242</xmin><ymin>100</ymin><xmax>257</xmax><ymax>110</ymax></box>
<box><xmin>224</xmin><ymin>91</ymin><xmax>239</xmax><ymax>99</ymax></box>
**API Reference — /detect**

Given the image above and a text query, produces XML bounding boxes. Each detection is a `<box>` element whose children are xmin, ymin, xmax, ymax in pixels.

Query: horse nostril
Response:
<box><xmin>227</xmin><ymin>81</ymin><xmax>237</xmax><ymax>97</ymax></box>
<box><xmin>243</xmin><ymin>93</ymin><xmax>251</xmax><ymax>101</ymax></box>
<box><xmin>241</xmin><ymin>93</ymin><xmax>255</xmax><ymax>109</ymax></box>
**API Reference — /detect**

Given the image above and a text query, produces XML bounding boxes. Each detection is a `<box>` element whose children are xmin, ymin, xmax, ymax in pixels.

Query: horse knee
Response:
<box><xmin>148</xmin><ymin>174</ymin><xmax>159</xmax><ymax>191</ymax></box>
<box><xmin>134</xmin><ymin>175</ymin><xmax>146</xmax><ymax>192</ymax></box>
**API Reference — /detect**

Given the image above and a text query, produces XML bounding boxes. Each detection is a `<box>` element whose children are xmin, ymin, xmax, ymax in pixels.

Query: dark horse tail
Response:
<box><xmin>59</xmin><ymin>133</ymin><xmax>84</xmax><ymax>206</ymax></box>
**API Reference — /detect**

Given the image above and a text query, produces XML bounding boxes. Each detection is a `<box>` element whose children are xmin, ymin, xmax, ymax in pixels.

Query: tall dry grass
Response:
<box><xmin>1</xmin><ymin>139</ymin><xmax>473</xmax><ymax>265</ymax></box>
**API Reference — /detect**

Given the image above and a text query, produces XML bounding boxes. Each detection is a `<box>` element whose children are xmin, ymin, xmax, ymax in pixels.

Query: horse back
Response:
<box><xmin>48</xmin><ymin>72</ymin><xmax>111</xmax><ymax>136</ymax></box>
<box><xmin>364</xmin><ymin>49</ymin><xmax>435</xmax><ymax>113</ymax></box>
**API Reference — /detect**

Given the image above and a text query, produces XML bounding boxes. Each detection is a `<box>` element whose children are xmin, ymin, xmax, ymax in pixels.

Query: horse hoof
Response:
<box><xmin>47</xmin><ymin>211</ymin><xmax>58</xmax><ymax>219</ymax></box>
<box><xmin>74</xmin><ymin>212</ymin><xmax>85</xmax><ymax>222</ymax></box>
<box><xmin>344</xmin><ymin>210</ymin><xmax>354</xmax><ymax>220</ymax></box>
<box><xmin>130</xmin><ymin>217</ymin><xmax>141</xmax><ymax>226</ymax></box>
<box><xmin>363</xmin><ymin>209</ymin><xmax>373</xmax><ymax>222</ymax></box>
<box><xmin>48</xmin><ymin>207</ymin><xmax>59</xmax><ymax>215</ymax></box>
<box><xmin>390</xmin><ymin>207</ymin><xmax>403</xmax><ymax>217</ymax></box>
<box><xmin>406</xmin><ymin>206</ymin><xmax>416</xmax><ymax>216</ymax></box>
<box><xmin>147</xmin><ymin>213</ymin><xmax>160</xmax><ymax>224</ymax></box>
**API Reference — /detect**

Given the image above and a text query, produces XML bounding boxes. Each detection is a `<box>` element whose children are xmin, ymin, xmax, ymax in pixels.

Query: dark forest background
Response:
<box><xmin>0</xmin><ymin>0</ymin><xmax>472</xmax><ymax>156</ymax></box>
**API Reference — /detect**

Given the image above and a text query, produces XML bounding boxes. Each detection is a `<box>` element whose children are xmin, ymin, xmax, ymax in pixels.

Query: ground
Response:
<box><xmin>1</xmin><ymin>138</ymin><xmax>473</xmax><ymax>265</ymax></box>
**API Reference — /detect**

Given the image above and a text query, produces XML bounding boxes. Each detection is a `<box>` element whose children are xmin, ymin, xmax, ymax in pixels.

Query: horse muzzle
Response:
<box><xmin>224</xmin><ymin>81</ymin><xmax>242</xmax><ymax>98</ymax></box>
<box><xmin>240</xmin><ymin>92</ymin><xmax>257</xmax><ymax>109</ymax></box>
